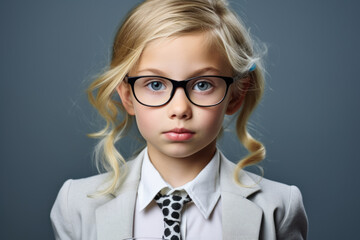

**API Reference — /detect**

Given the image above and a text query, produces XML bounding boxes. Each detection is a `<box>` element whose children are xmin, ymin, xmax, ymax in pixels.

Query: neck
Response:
<box><xmin>147</xmin><ymin>142</ymin><xmax>217</xmax><ymax>188</ymax></box>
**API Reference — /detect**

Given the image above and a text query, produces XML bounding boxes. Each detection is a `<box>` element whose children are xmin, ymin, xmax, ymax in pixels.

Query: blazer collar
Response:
<box><xmin>95</xmin><ymin>150</ymin><xmax>145</xmax><ymax>240</ymax></box>
<box><xmin>219</xmin><ymin>152</ymin><xmax>263</xmax><ymax>240</ymax></box>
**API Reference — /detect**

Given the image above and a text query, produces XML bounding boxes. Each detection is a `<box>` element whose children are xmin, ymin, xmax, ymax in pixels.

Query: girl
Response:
<box><xmin>51</xmin><ymin>0</ymin><xmax>308</xmax><ymax>239</ymax></box>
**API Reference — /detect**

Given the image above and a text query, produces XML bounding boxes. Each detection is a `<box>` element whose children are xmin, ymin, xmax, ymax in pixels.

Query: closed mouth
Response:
<box><xmin>165</xmin><ymin>128</ymin><xmax>194</xmax><ymax>134</ymax></box>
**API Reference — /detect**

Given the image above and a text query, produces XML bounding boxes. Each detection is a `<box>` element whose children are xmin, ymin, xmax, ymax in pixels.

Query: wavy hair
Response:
<box><xmin>87</xmin><ymin>0</ymin><xmax>265</xmax><ymax>196</ymax></box>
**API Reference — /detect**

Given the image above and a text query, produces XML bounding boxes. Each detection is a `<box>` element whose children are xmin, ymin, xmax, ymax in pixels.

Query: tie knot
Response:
<box><xmin>154</xmin><ymin>193</ymin><xmax>192</xmax><ymax>222</ymax></box>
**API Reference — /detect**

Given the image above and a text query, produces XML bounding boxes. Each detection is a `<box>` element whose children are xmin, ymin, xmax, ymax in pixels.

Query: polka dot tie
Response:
<box><xmin>154</xmin><ymin>192</ymin><xmax>192</xmax><ymax>240</ymax></box>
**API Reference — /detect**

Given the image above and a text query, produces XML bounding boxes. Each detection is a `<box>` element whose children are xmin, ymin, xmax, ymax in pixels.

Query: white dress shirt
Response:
<box><xmin>133</xmin><ymin>148</ymin><xmax>222</xmax><ymax>239</ymax></box>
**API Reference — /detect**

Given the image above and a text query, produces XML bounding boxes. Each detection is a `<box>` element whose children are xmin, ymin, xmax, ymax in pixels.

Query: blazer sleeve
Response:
<box><xmin>50</xmin><ymin>179</ymin><xmax>74</xmax><ymax>240</ymax></box>
<box><xmin>277</xmin><ymin>185</ymin><xmax>308</xmax><ymax>240</ymax></box>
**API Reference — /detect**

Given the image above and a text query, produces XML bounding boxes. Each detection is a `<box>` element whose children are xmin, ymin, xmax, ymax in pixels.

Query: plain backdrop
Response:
<box><xmin>1</xmin><ymin>0</ymin><xmax>360</xmax><ymax>239</ymax></box>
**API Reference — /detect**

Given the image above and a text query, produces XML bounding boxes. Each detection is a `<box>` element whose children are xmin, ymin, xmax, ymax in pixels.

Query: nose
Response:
<box><xmin>167</xmin><ymin>87</ymin><xmax>192</xmax><ymax>120</ymax></box>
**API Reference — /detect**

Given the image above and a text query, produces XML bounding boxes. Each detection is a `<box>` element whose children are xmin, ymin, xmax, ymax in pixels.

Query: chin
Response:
<box><xmin>163</xmin><ymin>143</ymin><xmax>213</xmax><ymax>159</ymax></box>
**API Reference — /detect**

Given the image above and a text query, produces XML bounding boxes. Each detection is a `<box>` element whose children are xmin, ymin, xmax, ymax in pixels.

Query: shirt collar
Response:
<box><xmin>137</xmin><ymin>147</ymin><xmax>221</xmax><ymax>219</ymax></box>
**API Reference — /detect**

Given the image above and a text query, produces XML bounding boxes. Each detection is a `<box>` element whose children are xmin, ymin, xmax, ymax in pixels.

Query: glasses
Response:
<box><xmin>126</xmin><ymin>75</ymin><xmax>234</xmax><ymax>107</ymax></box>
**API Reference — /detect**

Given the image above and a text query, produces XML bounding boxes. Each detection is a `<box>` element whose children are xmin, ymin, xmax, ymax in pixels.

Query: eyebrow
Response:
<box><xmin>135</xmin><ymin>67</ymin><xmax>222</xmax><ymax>78</ymax></box>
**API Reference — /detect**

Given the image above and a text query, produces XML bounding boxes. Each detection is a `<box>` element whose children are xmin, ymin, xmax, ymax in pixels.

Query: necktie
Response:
<box><xmin>154</xmin><ymin>192</ymin><xmax>192</xmax><ymax>240</ymax></box>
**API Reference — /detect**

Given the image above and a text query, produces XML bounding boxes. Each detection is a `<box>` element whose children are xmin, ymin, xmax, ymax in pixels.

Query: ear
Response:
<box><xmin>116</xmin><ymin>81</ymin><xmax>135</xmax><ymax>115</ymax></box>
<box><xmin>226</xmin><ymin>78</ymin><xmax>250</xmax><ymax>115</ymax></box>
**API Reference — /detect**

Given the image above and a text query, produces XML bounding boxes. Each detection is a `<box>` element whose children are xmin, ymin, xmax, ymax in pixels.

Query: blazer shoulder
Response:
<box><xmin>50</xmin><ymin>154</ymin><xmax>143</xmax><ymax>240</ymax></box>
<box><xmin>245</xmin><ymin>170</ymin><xmax>303</xmax><ymax>209</ymax></box>
<box><xmin>51</xmin><ymin>172</ymin><xmax>114</xmax><ymax>218</ymax></box>
<box><xmin>221</xmin><ymin>154</ymin><xmax>299</xmax><ymax>201</ymax></box>
<box><xmin>72</xmin><ymin>172</ymin><xmax>112</xmax><ymax>191</ymax></box>
<box><xmin>245</xmin><ymin>171</ymin><xmax>308</xmax><ymax>239</ymax></box>
<box><xmin>220</xmin><ymin>153</ymin><xmax>305</xmax><ymax>203</ymax></box>
<box><xmin>52</xmin><ymin>155</ymin><xmax>142</xmax><ymax>211</ymax></box>
<box><xmin>50</xmin><ymin>173</ymin><xmax>113</xmax><ymax>240</ymax></box>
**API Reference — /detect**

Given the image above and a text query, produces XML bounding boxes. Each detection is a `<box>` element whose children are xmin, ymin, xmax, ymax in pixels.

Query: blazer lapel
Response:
<box><xmin>96</xmin><ymin>151</ymin><xmax>145</xmax><ymax>240</ymax></box>
<box><xmin>220</xmin><ymin>153</ymin><xmax>263</xmax><ymax>240</ymax></box>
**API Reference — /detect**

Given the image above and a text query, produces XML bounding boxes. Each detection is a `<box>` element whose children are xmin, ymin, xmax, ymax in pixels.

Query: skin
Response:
<box><xmin>117</xmin><ymin>32</ymin><xmax>243</xmax><ymax>187</ymax></box>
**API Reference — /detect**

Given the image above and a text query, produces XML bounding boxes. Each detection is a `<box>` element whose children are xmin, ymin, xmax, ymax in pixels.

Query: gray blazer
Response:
<box><xmin>50</xmin><ymin>150</ymin><xmax>308</xmax><ymax>240</ymax></box>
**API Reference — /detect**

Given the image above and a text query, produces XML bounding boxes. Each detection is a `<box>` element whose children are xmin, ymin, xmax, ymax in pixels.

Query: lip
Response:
<box><xmin>163</xmin><ymin>128</ymin><xmax>195</xmax><ymax>141</ymax></box>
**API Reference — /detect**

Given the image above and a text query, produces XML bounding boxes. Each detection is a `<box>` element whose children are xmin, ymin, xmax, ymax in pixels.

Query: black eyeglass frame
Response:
<box><xmin>126</xmin><ymin>75</ymin><xmax>235</xmax><ymax>107</ymax></box>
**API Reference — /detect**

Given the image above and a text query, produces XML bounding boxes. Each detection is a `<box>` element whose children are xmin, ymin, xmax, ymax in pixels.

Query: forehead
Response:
<box><xmin>132</xmin><ymin>32</ymin><xmax>232</xmax><ymax>77</ymax></box>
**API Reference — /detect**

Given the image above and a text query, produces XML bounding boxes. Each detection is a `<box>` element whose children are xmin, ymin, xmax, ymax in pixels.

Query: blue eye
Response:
<box><xmin>147</xmin><ymin>81</ymin><xmax>165</xmax><ymax>91</ymax></box>
<box><xmin>193</xmin><ymin>81</ymin><xmax>212</xmax><ymax>91</ymax></box>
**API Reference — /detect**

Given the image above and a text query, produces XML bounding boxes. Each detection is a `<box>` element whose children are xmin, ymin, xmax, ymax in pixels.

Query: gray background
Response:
<box><xmin>1</xmin><ymin>0</ymin><xmax>359</xmax><ymax>239</ymax></box>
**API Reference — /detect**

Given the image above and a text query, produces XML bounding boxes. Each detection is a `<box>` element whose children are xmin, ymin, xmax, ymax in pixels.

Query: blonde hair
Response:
<box><xmin>87</xmin><ymin>0</ymin><xmax>265</xmax><ymax>195</ymax></box>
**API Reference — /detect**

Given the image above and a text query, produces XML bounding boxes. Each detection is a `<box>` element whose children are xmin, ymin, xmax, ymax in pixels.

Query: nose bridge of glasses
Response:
<box><xmin>171</xmin><ymin>78</ymin><xmax>189</xmax><ymax>91</ymax></box>
<box><xmin>163</xmin><ymin>79</ymin><xmax>193</xmax><ymax>107</ymax></box>
<box><xmin>167</xmin><ymin>78</ymin><xmax>189</xmax><ymax>99</ymax></box>
<box><xmin>169</xmin><ymin>79</ymin><xmax>190</xmax><ymax>100</ymax></box>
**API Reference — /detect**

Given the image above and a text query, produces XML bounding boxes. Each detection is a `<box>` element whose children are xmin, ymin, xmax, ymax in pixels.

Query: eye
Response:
<box><xmin>146</xmin><ymin>81</ymin><xmax>166</xmax><ymax>91</ymax></box>
<box><xmin>193</xmin><ymin>81</ymin><xmax>213</xmax><ymax>91</ymax></box>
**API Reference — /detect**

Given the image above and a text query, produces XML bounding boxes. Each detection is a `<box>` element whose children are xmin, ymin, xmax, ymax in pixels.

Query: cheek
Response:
<box><xmin>196</xmin><ymin>107</ymin><xmax>227</xmax><ymax>133</ymax></box>
<box><xmin>133</xmin><ymin>106</ymin><xmax>159</xmax><ymax>138</ymax></box>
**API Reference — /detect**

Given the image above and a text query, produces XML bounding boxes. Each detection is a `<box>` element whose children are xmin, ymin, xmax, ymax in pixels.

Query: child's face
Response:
<box><xmin>118</xmin><ymin>32</ymin><xmax>240</xmax><ymax>161</ymax></box>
